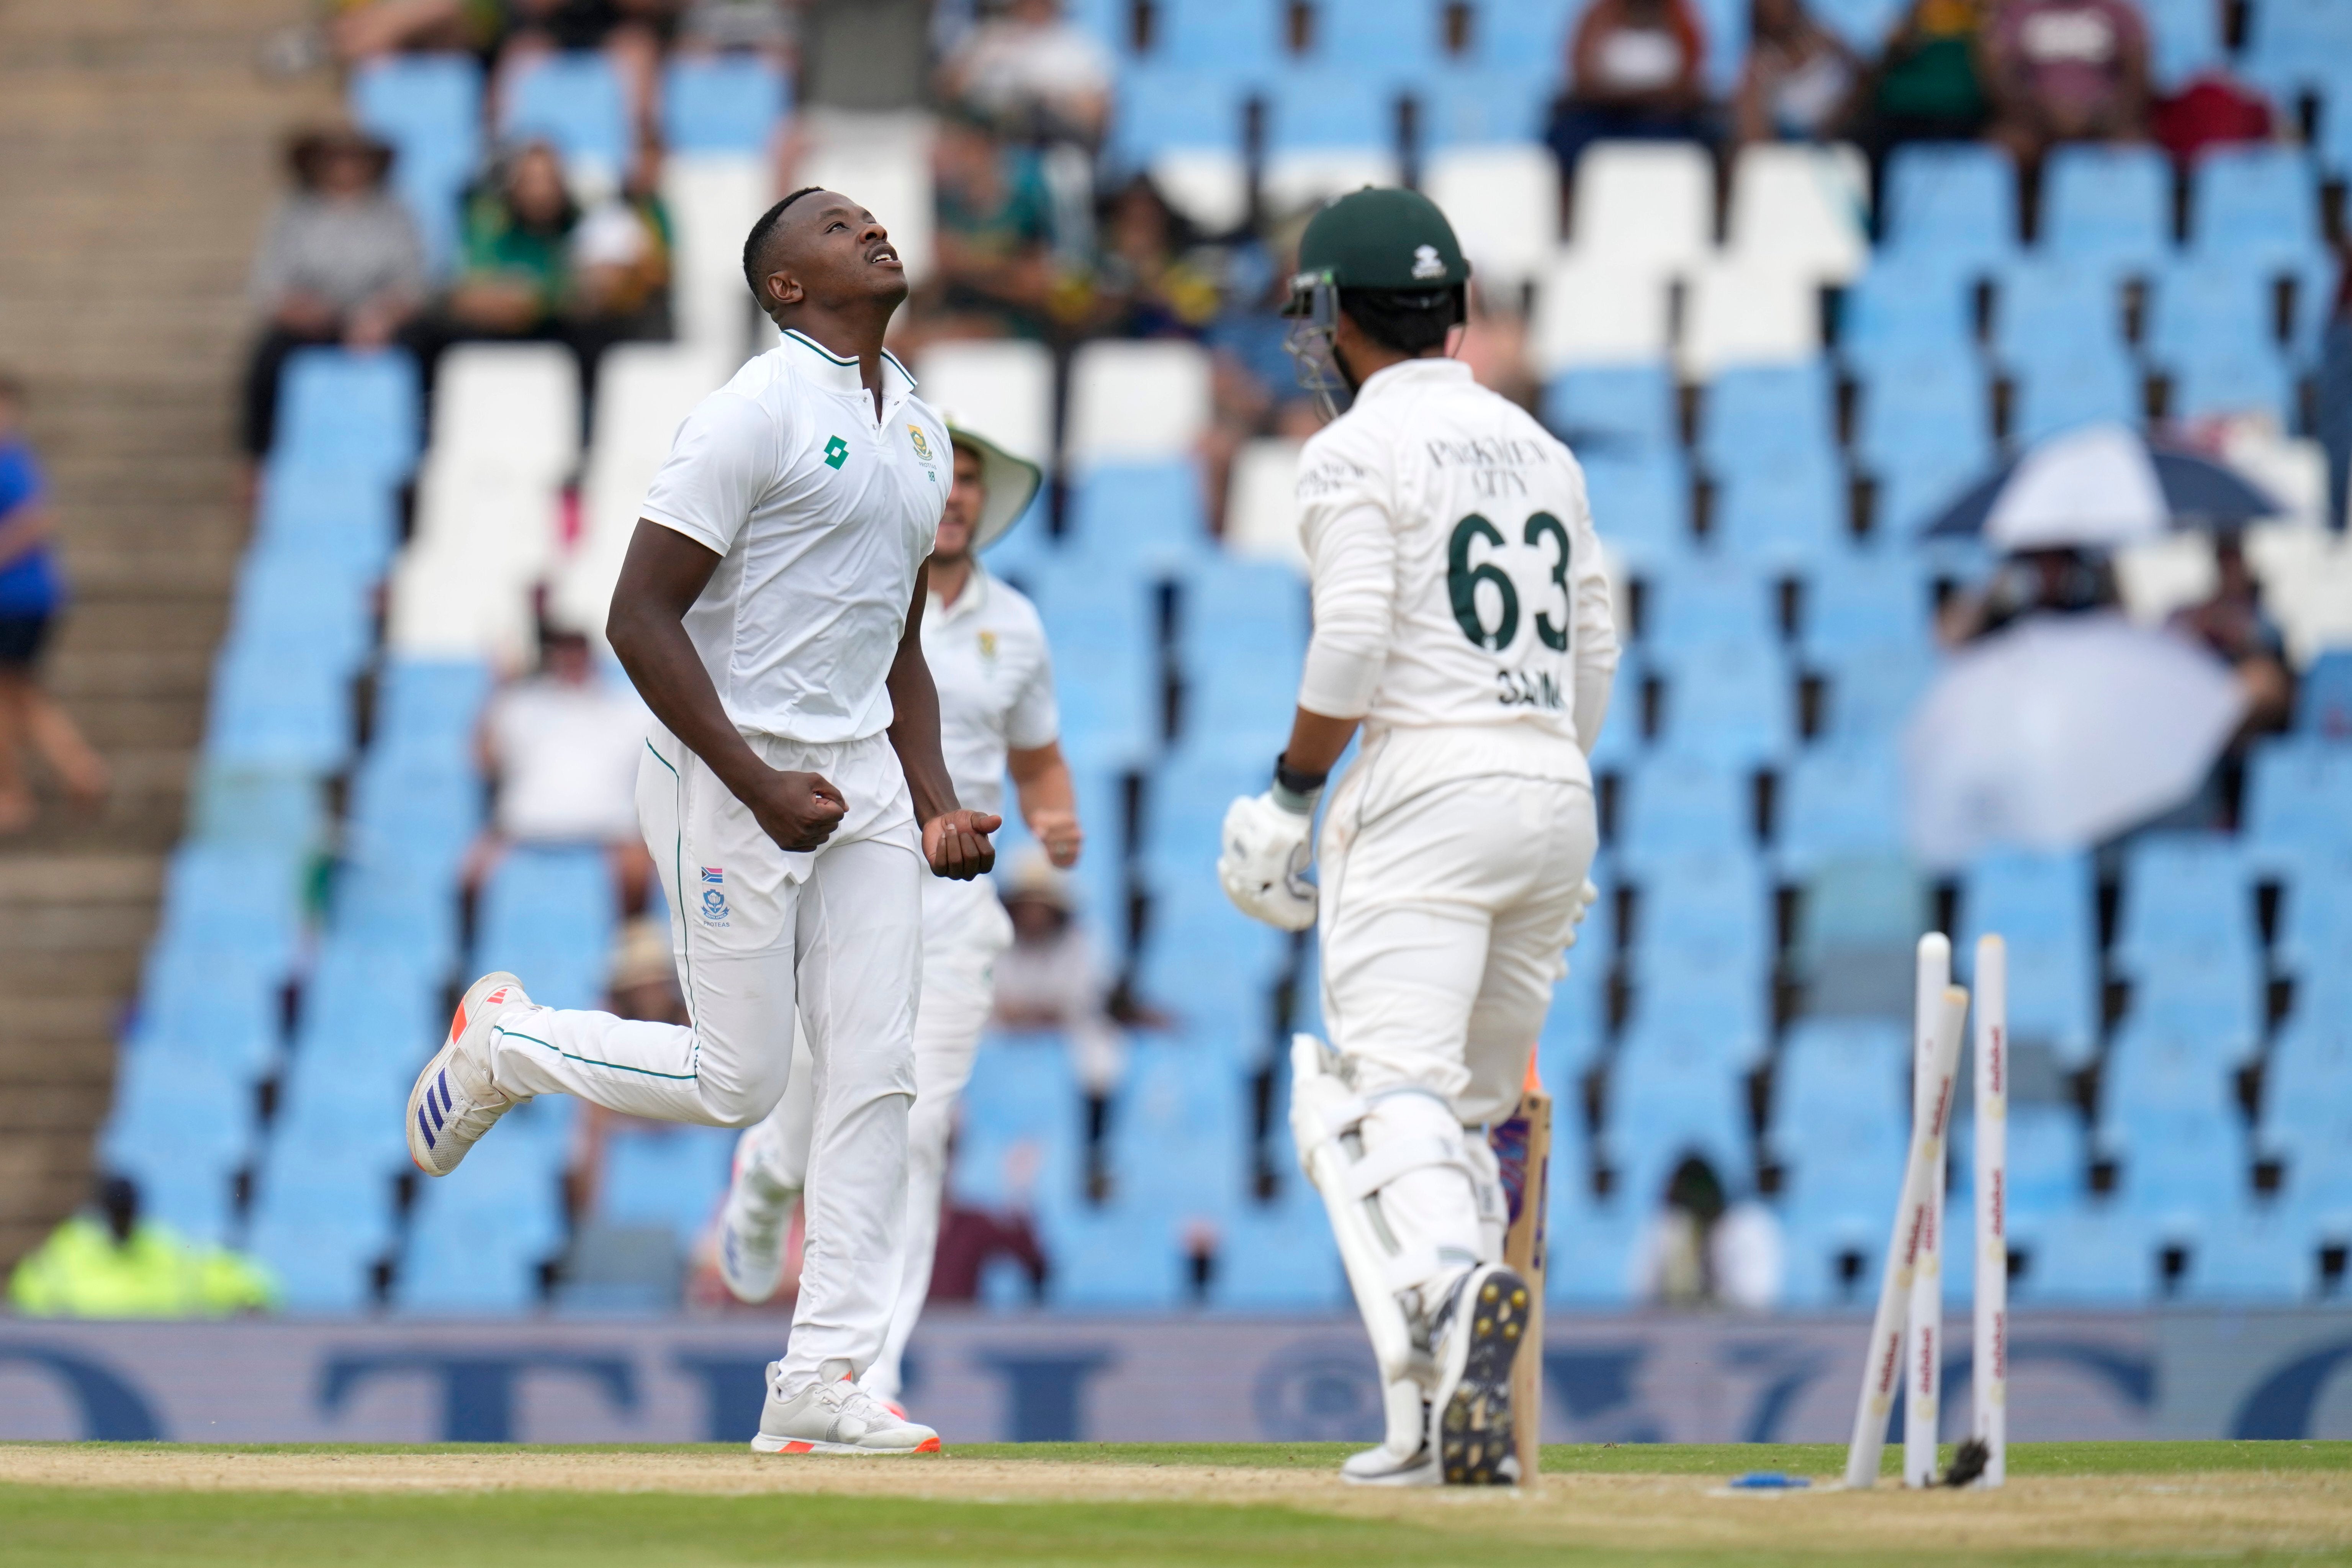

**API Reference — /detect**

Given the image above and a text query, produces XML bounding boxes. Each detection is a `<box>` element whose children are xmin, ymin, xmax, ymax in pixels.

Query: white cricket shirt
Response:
<box><xmin>640</xmin><ymin>329</ymin><xmax>950</xmax><ymax>744</ymax></box>
<box><xmin>923</xmin><ymin>564</ymin><xmax>1057</xmax><ymax>818</ymax></box>
<box><xmin>1294</xmin><ymin>357</ymin><xmax>1620</xmax><ymax>764</ymax></box>
<box><xmin>484</xmin><ymin>674</ymin><xmax>649</xmax><ymax>841</ymax></box>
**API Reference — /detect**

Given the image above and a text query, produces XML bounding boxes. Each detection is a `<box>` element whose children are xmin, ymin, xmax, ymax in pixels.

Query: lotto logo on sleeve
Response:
<box><xmin>823</xmin><ymin>435</ymin><xmax>850</xmax><ymax>469</ymax></box>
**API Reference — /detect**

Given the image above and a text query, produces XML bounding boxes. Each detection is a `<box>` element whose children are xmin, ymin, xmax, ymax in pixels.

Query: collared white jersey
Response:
<box><xmin>922</xmin><ymin>564</ymin><xmax>1057</xmax><ymax>818</ymax></box>
<box><xmin>640</xmin><ymin>329</ymin><xmax>950</xmax><ymax>744</ymax></box>
<box><xmin>1295</xmin><ymin>357</ymin><xmax>1618</xmax><ymax>753</ymax></box>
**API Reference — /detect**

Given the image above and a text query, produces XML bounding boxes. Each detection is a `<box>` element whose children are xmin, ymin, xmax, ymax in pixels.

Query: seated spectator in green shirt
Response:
<box><xmin>448</xmin><ymin>140</ymin><xmax>582</xmax><ymax>336</ymax></box>
<box><xmin>929</xmin><ymin>112</ymin><xmax>1059</xmax><ymax>340</ymax></box>
<box><xmin>8</xmin><ymin>1177</ymin><xmax>275</xmax><ymax>1319</ymax></box>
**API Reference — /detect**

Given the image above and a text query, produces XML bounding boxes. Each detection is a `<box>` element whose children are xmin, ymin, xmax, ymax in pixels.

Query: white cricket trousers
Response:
<box><xmin>1317</xmin><ymin>727</ymin><xmax>1599</xmax><ymax>1299</ymax></box>
<box><xmin>491</xmin><ymin>725</ymin><xmax>921</xmax><ymax>1388</ymax></box>
<box><xmin>737</xmin><ymin>874</ymin><xmax>1012</xmax><ymax>1402</ymax></box>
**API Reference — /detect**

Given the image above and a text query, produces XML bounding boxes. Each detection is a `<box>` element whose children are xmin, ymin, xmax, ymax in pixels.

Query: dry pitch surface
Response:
<box><xmin>3</xmin><ymin>1441</ymin><xmax>2349</xmax><ymax>1566</ymax></box>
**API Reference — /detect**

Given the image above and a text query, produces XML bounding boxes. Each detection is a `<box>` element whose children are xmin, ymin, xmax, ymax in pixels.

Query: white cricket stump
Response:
<box><xmin>1905</xmin><ymin>935</ymin><xmax>1955</xmax><ymax>1488</ymax></box>
<box><xmin>1841</xmin><ymin>934</ymin><xmax>1969</xmax><ymax>1491</ymax></box>
<box><xmin>1973</xmin><ymin>934</ymin><xmax>2009</xmax><ymax>1488</ymax></box>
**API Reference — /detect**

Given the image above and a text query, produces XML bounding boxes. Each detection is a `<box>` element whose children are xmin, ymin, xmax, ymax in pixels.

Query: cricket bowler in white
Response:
<box><xmin>709</xmin><ymin>418</ymin><xmax>1085</xmax><ymax>1413</ymax></box>
<box><xmin>1218</xmin><ymin>188</ymin><xmax>1618</xmax><ymax>1487</ymax></box>
<box><xmin>402</xmin><ymin>187</ymin><xmax>1000</xmax><ymax>1456</ymax></box>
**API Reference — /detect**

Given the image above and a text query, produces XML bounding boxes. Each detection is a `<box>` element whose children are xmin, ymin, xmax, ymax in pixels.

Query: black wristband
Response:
<box><xmin>1274</xmin><ymin>756</ymin><xmax>1329</xmax><ymax>797</ymax></box>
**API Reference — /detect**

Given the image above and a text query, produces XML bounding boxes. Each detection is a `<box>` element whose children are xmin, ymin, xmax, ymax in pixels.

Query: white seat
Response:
<box><xmin>1149</xmin><ymin>149</ymin><xmax>1249</xmax><ymax>234</ymax></box>
<box><xmin>432</xmin><ymin>344</ymin><xmax>581</xmax><ymax>483</ymax></box>
<box><xmin>661</xmin><ymin>153</ymin><xmax>771</xmax><ymax>359</ymax></box>
<box><xmin>1725</xmin><ymin>143</ymin><xmax>1870</xmax><ymax>283</ymax></box>
<box><xmin>1224</xmin><ymin>437</ymin><xmax>1306</xmax><ymax>571</ymax></box>
<box><xmin>410</xmin><ymin>456</ymin><xmax>564</xmax><ymax>584</ymax></box>
<box><xmin>1064</xmin><ymin>339</ymin><xmax>1213</xmax><ymax>467</ymax></box>
<box><xmin>1261</xmin><ymin>149</ymin><xmax>1400</xmax><ymax>219</ymax></box>
<box><xmin>1527</xmin><ymin>258</ymin><xmax>1673</xmax><ymax>375</ymax></box>
<box><xmin>547</xmin><ymin>526</ymin><xmax>631</xmax><ymax>643</ymax></box>
<box><xmin>1569</xmin><ymin>141</ymin><xmax>1715</xmax><ymax>272</ymax></box>
<box><xmin>1677</xmin><ymin>260</ymin><xmax>1821</xmax><ymax>378</ymax></box>
<box><xmin>386</xmin><ymin>539</ymin><xmax>537</xmax><ymax>666</ymax></box>
<box><xmin>1425</xmin><ymin>144</ymin><xmax>1562</xmax><ymax>302</ymax></box>
<box><xmin>794</xmin><ymin>111</ymin><xmax>935</xmax><ymax>286</ymax></box>
<box><xmin>591</xmin><ymin>343</ymin><xmax>731</xmax><ymax>476</ymax></box>
<box><xmin>913</xmin><ymin>339</ymin><xmax>1055</xmax><ymax>465</ymax></box>
<box><xmin>2115</xmin><ymin>531</ymin><xmax>2217</xmax><ymax>625</ymax></box>
<box><xmin>2247</xmin><ymin>523</ymin><xmax>2352</xmax><ymax>666</ymax></box>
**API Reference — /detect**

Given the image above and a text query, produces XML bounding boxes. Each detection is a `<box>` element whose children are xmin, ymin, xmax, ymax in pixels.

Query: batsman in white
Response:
<box><xmin>1218</xmin><ymin>188</ymin><xmax>1618</xmax><ymax>1487</ymax></box>
<box><xmin>709</xmin><ymin>416</ymin><xmax>1084</xmax><ymax>1413</ymax></box>
<box><xmin>401</xmin><ymin>186</ymin><xmax>1000</xmax><ymax>1456</ymax></box>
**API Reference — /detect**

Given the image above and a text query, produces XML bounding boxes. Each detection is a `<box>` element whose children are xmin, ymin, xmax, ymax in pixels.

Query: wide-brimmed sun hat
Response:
<box><xmin>940</xmin><ymin>413</ymin><xmax>1044</xmax><ymax>551</ymax></box>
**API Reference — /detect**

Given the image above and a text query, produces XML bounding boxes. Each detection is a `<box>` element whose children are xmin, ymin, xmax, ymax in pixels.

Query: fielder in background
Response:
<box><xmin>1218</xmin><ymin>188</ymin><xmax>1619</xmax><ymax>1487</ymax></box>
<box><xmin>401</xmin><ymin>187</ymin><xmax>1000</xmax><ymax>1457</ymax></box>
<box><xmin>710</xmin><ymin>416</ymin><xmax>1081</xmax><ymax>1418</ymax></box>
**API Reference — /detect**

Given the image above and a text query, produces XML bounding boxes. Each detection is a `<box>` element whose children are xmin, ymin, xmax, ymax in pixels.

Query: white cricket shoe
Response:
<box><xmin>715</xmin><ymin>1135</ymin><xmax>794</xmax><ymax>1304</ymax></box>
<box><xmin>1429</xmin><ymin>1262</ymin><xmax>1528</xmax><ymax>1486</ymax></box>
<box><xmin>405</xmin><ymin>972</ymin><xmax>532</xmax><ymax>1177</ymax></box>
<box><xmin>1340</xmin><ymin>1437</ymin><xmax>1439</xmax><ymax>1487</ymax></box>
<box><xmin>751</xmin><ymin>1360</ymin><xmax>941</xmax><ymax>1455</ymax></box>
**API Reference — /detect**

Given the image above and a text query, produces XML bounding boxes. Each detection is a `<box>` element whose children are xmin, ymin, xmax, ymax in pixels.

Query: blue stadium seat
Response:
<box><xmin>2242</xmin><ymin>737</ymin><xmax>2352</xmax><ymax>869</ymax></box>
<box><xmin>375</xmin><ymin>658</ymin><xmax>495</xmax><ymax>753</ymax></box>
<box><xmin>2148</xmin><ymin>260</ymin><xmax>2296</xmax><ymax>423</ymax></box>
<box><xmin>1605</xmin><ymin>1013</ymin><xmax>1754</xmax><ymax>1206</ymax></box>
<box><xmin>2259</xmin><ymin>1009</ymin><xmax>2352</xmax><ymax>1209</ymax></box>
<box><xmin>1470</xmin><ymin>0</ymin><xmax>1585</xmax><ymax>63</ymax></box>
<box><xmin>1789</xmin><ymin>856</ymin><xmax>1926</xmax><ymax>1009</ymax></box>
<box><xmin>153</xmin><ymin>842</ymin><xmax>308</xmax><ymax>970</ymax></box>
<box><xmin>1545</xmin><ymin>1185</ymin><xmax>1644</xmax><ymax>1307</ymax></box>
<box><xmin>1698</xmin><ymin>362</ymin><xmax>1836</xmax><ymax>465</ymax></box>
<box><xmin>2239</xmin><ymin>0</ymin><xmax>2352</xmax><ymax>101</ymax></box>
<box><xmin>1627</xmin><ymin>848</ymin><xmax>1773</xmax><ymax>975</ymax></box>
<box><xmin>1216</xmin><ymin>1187</ymin><xmax>1344</xmax><ymax>1307</ymax></box>
<box><xmin>2169</xmin><ymin>346</ymin><xmax>2298</xmax><ymax>424</ymax></box>
<box><xmin>254</xmin><ymin>470</ymin><xmax>401</xmax><ymax>580</ymax></box>
<box><xmin>295</xmin><ymin>938</ymin><xmax>445</xmax><ymax>1089</ymax></box>
<box><xmin>2298</xmin><ymin>650</ymin><xmax>2352</xmax><ymax>740</ymax></box>
<box><xmin>1301</xmin><ymin>0</ymin><xmax>1436</xmax><ymax>66</ymax></box>
<box><xmin>346</xmin><ymin>756</ymin><xmax>484</xmax><ymax>880</ymax></box>
<box><xmin>2011</xmin><ymin>1201</ymin><xmax>2152</xmax><ymax>1305</ymax></box>
<box><xmin>1578</xmin><ymin>450</ymin><xmax>1694</xmax><ymax>568</ymax></box>
<box><xmin>1065</xmin><ymin>461</ymin><xmax>1211</xmax><ymax>571</ymax></box>
<box><xmin>1044</xmin><ymin>1200</ymin><xmax>1187</xmax><ymax>1307</ymax></box>
<box><xmin>1836</xmin><ymin>259</ymin><xmax>1977</xmax><ymax>381</ymax></box>
<box><xmin>2277</xmin><ymin>852</ymin><xmax>2352</xmax><ymax>977</ymax></box>
<box><xmin>273</xmin><ymin>1038</ymin><xmax>412</xmax><ymax>1179</ymax></box>
<box><xmin>1853</xmin><ymin>352</ymin><xmax>1995</xmax><ymax>496</ymax></box>
<box><xmin>2112</xmin><ymin>831</ymin><xmax>2257</xmax><ymax>975</ymax></box>
<box><xmin>2010</xmin><ymin>348</ymin><xmax>2145</xmax><ymax>445</ymax></box>
<box><xmin>2139</xmin><ymin>0</ymin><xmax>2224</xmax><ymax>85</ymax></box>
<box><xmin>1642</xmin><ymin>559</ymin><xmax>1776</xmax><ymax>648</ymax></box>
<box><xmin>1266</xmin><ymin>68</ymin><xmax>1395</xmax><ymax>149</ymax></box>
<box><xmin>1616</xmin><ymin>752</ymin><xmax>1753</xmax><ymax>865</ymax></box>
<box><xmin>2177</xmin><ymin>1198</ymin><xmax>2319</xmax><ymax>1302</ymax></box>
<box><xmin>399</xmin><ymin>1130</ymin><xmax>567</xmax><ymax>1312</ymax></box>
<box><xmin>247</xmin><ymin>1159</ymin><xmax>394</xmax><ymax>1313</ymax></box>
<box><xmin>1025</xmin><ymin>568</ymin><xmax>1159</xmax><ymax>766</ymax></box>
<box><xmin>1153</xmin><ymin>0</ymin><xmax>1283</xmax><ymax>69</ymax></box>
<box><xmin>2324</xmin><ymin>80</ymin><xmax>2352</xmax><ymax>182</ymax></box>
<box><xmin>1646</xmin><ymin>642</ymin><xmax>1796</xmax><ymax>766</ymax></box>
<box><xmin>1800</xmin><ymin>551</ymin><xmax>1936</xmax><ymax>656</ymax></box>
<box><xmin>2100</xmin><ymin>1020</ymin><xmax>2248</xmax><ymax>1234</ymax></box>
<box><xmin>1107</xmin><ymin>1039</ymin><xmax>1246</xmax><ymax>1216</ymax></box>
<box><xmin>599</xmin><ymin>1124</ymin><xmax>734</xmax><ymax>1245</ymax></box>
<box><xmin>100</xmin><ymin>1052</ymin><xmax>252</xmax><ymax>1245</ymax></box>
<box><xmin>1879</xmin><ymin>144</ymin><xmax>2018</xmax><ymax>268</ymax></box>
<box><xmin>1540</xmin><ymin>932</ymin><xmax>1611</xmax><ymax>1081</ymax></box>
<box><xmin>1110</xmin><ymin>66</ymin><xmax>1251</xmax><ymax>158</ymax></box>
<box><xmin>1413</xmin><ymin>65</ymin><xmax>1553</xmax><ymax>147</ymax></box>
<box><xmin>332</xmin><ymin>862</ymin><xmax>462</xmax><ymax>978</ymax></box>
<box><xmin>1542</xmin><ymin>363</ymin><xmax>1678</xmax><ymax>461</ymax></box>
<box><xmin>1776</xmin><ymin>745</ymin><xmax>1905</xmax><ymax>873</ymax></box>
<box><xmin>2187</xmin><ymin>145</ymin><xmax>2324</xmax><ymax>267</ymax></box>
<box><xmin>2039</xmin><ymin>144</ymin><xmax>2172</xmax><ymax>273</ymax></box>
<box><xmin>1811</xmin><ymin>642</ymin><xmax>1935</xmax><ymax>744</ymax></box>
<box><xmin>231</xmin><ymin>554</ymin><xmax>375</xmax><ymax>671</ymax></box>
<box><xmin>1709</xmin><ymin>446</ymin><xmax>1851</xmax><ymax>566</ymax></box>
<box><xmin>1960</xmin><ymin>850</ymin><xmax>2100</xmax><ymax>1065</ymax></box>
<box><xmin>1810</xmin><ymin>0</ymin><xmax>1905</xmax><ymax>47</ymax></box>
<box><xmin>499</xmin><ymin>51</ymin><xmax>632</xmax><ymax>178</ymax></box>
<box><xmin>473</xmin><ymin>845</ymin><xmax>617</xmax><ymax>1012</ymax></box>
<box><xmin>350</xmin><ymin>54</ymin><xmax>482</xmax><ymax>270</ymax></box>
<box><xmin>1770</xmin><ymin>1018</ymin><xmax>1908</xmax><ymax>1308</ymax></box>
<box><xmin>1177</xmin><ymin>557</ymin><xmax>1306</xmax><ymax>745</ymax></box>
<box><xmin>2122</xmin><ymin>945</ymin><xmax>2264</xmax><ymax>1064</ymax></box>
<box><xmin>129</xmin><ymin>949</ymin><xmax>282</xmax><ymax>1079</ymax></box>
<box><xmin>661</xmin><ymin>55</ymin><xmax>787</xmax><ymax>154</ymax></box>
<box><xmin>1134</xmin><ymin>875</ymin><xmax>1287</xmax><ymax>1057</ymax></box>
<box><xmin>1992</xmin><ymin>262</ymin><xmax>2124</xmax><ymax>364</ymax></box>
<box><xmin>2005</xmin><ymin>1104</ymin><xmax>2090</xmax><ymax>1227</ymax></box>
<box><xmin>954</xmin><ymin>1031</ymin><xmax>1085</xmax><ymax>1211</ymax></box>
<box><xmin>204</xmin><ymin>642</ymin><xmax>357</xmax><ymax>773</ymax></box>
<box><xmin>1874</xmin><ymin>448</ymin><xmax>1987</xmax><ymax>542</ymax></box>
<box><xmin>1622</xmin><ymin>935</ymin><xmax>1773</xmax><ymax>1046</ymax></box>
<box><xmin>273</xmin><ymin>349</ymin><xmax>421</xmax><ymax>481</ymax></box>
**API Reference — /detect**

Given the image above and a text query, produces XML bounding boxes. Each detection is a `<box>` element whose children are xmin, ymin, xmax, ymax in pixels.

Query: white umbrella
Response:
<box><xmin>1902</xmin><ymin>612</ymin><xmax>2246</xmax><ymax>869</ymax></box>
<box><xmin>1982</xmin><ymin>423</ymin><xmax>2169</xmax><ymax>552</ymax></box>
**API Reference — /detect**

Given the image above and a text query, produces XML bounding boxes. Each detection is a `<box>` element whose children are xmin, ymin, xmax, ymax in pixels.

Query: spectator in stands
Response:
<box><xmin>673</xmin><ymin>0</ymin><xmax>794</xmax><ymax>59</ymax></box>
<box><xmin>0</xmin><ymin>374</ymin><xmax>107</xmax><ymax>835</ymax></box>
<box><xmin>940</xmin><ymin>0</ymin><xmax>1115</xmax><ymax>146</ymax></box>
<box><xmin>929</xmin><ymin>110</ymin><xmax>1059</xmax><ymax>338</ymax></box>
<box><xmin>491</xmin><ymin>0</ymin><xmax>669</xmax><ymax>162</ymax></box>
<box><xmin>1632</xmin><ymin>1156</ymin><xmax>1784</xmax><ymax>1310</ymax></box>
<box><xmin>2167</xmin><ymin>532</ymin><xmax>2294</xmax><ymax>737</ymax></box>
<box><xmin>1982</xmin><ymin>0</ymin><xmax>2152</xmax><ymax>168</ymax></box>
<box><xmin>465</xmin><ymin>621</ymin><xmax>654</xmax><ymax>915</ymax></box>
<box><xmin>445</xmin><ymin>140</ymin><xmax>583</xmax><ymax>337</ymax></box>
<box><xmin>1734</xmin><ymin>0</ymin><xmax>1860</xmax><ymax>142</ymax></box>
<box><xmin>1843</xmin><ymin>0</ymin><xmax>1990</xmax><ymax>173</ymax></box>
<box><xmin>1088</xmin><ymin>175</ymin><xmax>1220</xmax><ymax>339</ymax></box>
<box><xmin>241</xmin><ymin>126</ymin><xmax>426</xmax><ymax>465</ymax></box>
<box><xmin>2148</xmin><ymin>69</ymin><xmax>2273</xmax><ymax>163</ymax></box>
<box><xmin>328</xmin><ymin>0</ymin><xmax>489</xmax><ymax>61</ymax></box>
<box><xmin>1543</xmin><ymin>0</ymin><xmax>1714</xmax><ymax>178</ymax></box>
<box><xmin>8</xmin><ymin>1175</ymin><xmax>275</xmax><ymax>1317</ymax></box>
<box><xmin>1203</xmin><ymin>226</ymin><xmax>1322</xmax><ymax>533</ymax></box>
<box><xmin>1940</xmin><ymin>545</ymin><xmax>2120</xmax><ymax>643</ymax></box>
<box><xmin>992</xmin><ymin>853</ymin><xmax>1127</xmax><ymax>1203</ymax></box>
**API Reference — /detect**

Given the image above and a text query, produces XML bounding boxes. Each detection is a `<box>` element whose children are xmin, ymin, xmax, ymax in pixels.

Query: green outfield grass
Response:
<box><xmin>2</xmin><ymin>1442</ymin><xmax>2347</xmax><ymax>1568</ymax></box>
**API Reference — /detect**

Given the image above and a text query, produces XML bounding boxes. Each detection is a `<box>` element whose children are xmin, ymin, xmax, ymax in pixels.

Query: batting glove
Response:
<box><xmin>1566</xmin><ymin>877</ymin><xmax>1600</xmax><ymax>946</ymax></box>
<box><xmin>1218</xmin><ymin>791</ymin><xmax>1318</xmax><ymax>932</ymax></box>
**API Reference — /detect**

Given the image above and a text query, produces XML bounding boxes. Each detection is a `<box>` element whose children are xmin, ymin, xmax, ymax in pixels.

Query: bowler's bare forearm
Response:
<box><xmin>1280</xmin><ymin>707</ymin><xmax>1360</xmax><ymax>779</ymax></box>
<box><xmin>883</xmin><ymin>563</ymin><xmax>960</xmax><ymax>825</ymax></box>
<box><xmin>1008</xmin><ymin>740</ymin><xmax>1076</xmax><ymax>828</ymax></box>
<box><xmin>606</xmin><ymin>519</ymin><xmax>769</xmax><ymax>797</ymax></box>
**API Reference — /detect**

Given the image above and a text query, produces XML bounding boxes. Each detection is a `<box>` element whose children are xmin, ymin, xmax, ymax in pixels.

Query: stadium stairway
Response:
<box><xmin>0</xmin><ymin>0</ymin><xmax>333</xmax><ymax>1269</ymax></box>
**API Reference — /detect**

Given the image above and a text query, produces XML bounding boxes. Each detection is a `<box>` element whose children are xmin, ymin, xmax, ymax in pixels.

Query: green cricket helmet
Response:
<box><xmin>1283</xmin><ymin>186</ymin><xmax>1471</xmax><ymax>417</ymax></box>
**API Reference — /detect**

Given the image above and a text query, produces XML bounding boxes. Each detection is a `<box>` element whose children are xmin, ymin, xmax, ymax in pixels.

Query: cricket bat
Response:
<box><xmin>1495</xmin><ymin>1052</ymin><xmax>1551</xmax><ymax>1485</ymax></box>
